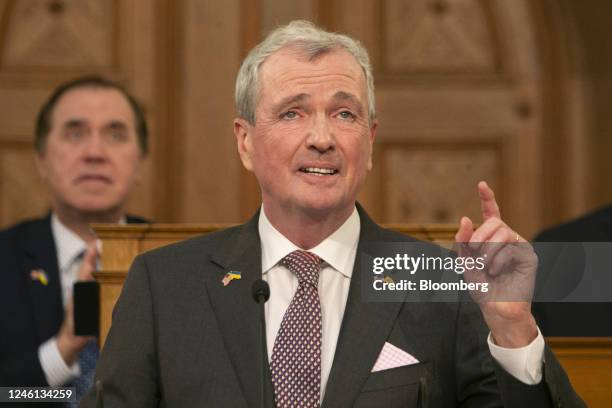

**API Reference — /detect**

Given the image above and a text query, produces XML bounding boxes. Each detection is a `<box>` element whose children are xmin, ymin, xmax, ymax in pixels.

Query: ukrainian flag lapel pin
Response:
<box><xmin>383</xmin><ymin>275</ymin><xmax>395</xmax><ymax>284</ymax></box>
<box><xmin>30</xmin><ymin>269</ymin><xmax>49</xmax><ymax>286</ymax></box>
<box><xmin>222</xmin><ymin>271</ymin><xmax>242</xmax><ymax>286</ymax></box>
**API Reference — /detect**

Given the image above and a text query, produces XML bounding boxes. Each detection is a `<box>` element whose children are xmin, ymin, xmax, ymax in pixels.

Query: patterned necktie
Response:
<box><xmin>72</xmin><ymin>250</ymin><xmax>99</xmax><ymax>406</ymax></box>
<box><xmin>271</xmin><ymin>250</ymin><xmax>322</xmax><ymax>408</ymax></box>
<box><xmin>73</xmin><ymin>339</ymin><xmax>99</xmax><ymax>406</ymax></box>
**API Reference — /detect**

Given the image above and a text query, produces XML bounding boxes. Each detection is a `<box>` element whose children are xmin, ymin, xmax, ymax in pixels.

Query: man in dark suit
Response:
<box><xmin>532</xmin><ymin>205</ymin><xmax>612</xmax><ymax>336</ymax></box>
<box><xmin>537</xmin><ymin>205</ymin><xmax>612</xmax><ymax>242</ymax></box>
<box><xmin>84</xmin><ymin>21</ymin><xmax>584</xmax><ymax>407</ymax></box>
<box><xmin>0</xmin><ymin>77</ymin><xmax>149</xmax><ymax>401</ymax></box>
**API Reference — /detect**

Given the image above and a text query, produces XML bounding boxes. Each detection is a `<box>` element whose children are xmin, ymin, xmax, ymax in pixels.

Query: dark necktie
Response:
<box><xmin>73</xmin><ymin>339</ymin><xmax>98</xmax><ymax>405</ymax></box>
<box><xmin>71</xmin><ymin>250</ymin><xmax>99</xmax><ymax>406</ymax></box>
<box><xmin>271</xmin><ymin>250</ymin><xmax>322</xmax><ymax>408</ymax></box>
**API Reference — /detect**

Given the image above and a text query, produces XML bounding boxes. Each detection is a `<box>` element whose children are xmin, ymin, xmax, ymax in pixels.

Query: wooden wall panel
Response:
<box><xmin>0</xmin><ymin>88</ymin><xmax>47</xmax><ymax>141</ymax></box>
<box><xmin>381</xmin><ymin>143</ymin><xmax>500</xmax><ymax>223</ymax></box>
<box><xmin>0</xmin><ymin>145</ymin><xmax>49</xmax><ymax>225</ymax></box>
<box><xmin>382</xmin><ymin>0</ymin><xmax>498</xmax><ymax>73</ymax></box>
<box><xmin>376</xmin><ymin>88</ymin><xmax>518</xmax><ymax>135</ymax></box>
<box><xmin>537</xmin><ymin>0</ymin><xmax>605</xmax><ymax>226</ymax></box>
<box><xmin>1</xmin><ymin>0</ymin><xmax>115</xmax><ymax>68</ymax></box>
<box><xmin>0</xmin><ymin>0</ymin><xmax>602</xmax><ymax>236</ymax></box>
<box><xmin>178</xmin><ymin>0</ymin><xmax>243</xmax><ymax>223</ymax></box>
<box><xmin>261</xmin><ymin>0</ymin><xmax>316</xmax><ymax>34</ymax></box>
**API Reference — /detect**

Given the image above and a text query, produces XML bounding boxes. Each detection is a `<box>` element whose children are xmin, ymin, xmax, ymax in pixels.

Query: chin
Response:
<box><xmin>71</xmin><ymin>197</ymin><xmax>122</xmax><ymax>215</ymax></box>
<box><xmin>298</xmin><ymin>196</ymin><xmax>351</xmax><ymax>215</ymax></box>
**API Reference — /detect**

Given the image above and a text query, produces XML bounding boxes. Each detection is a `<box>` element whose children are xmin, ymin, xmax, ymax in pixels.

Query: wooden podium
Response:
<box><xmin>93</xmin><ymin>223</ymin><xmax>612</xmax><ymax>407</ymax></box>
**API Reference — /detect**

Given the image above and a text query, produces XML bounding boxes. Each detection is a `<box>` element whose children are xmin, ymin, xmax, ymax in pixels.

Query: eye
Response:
<box><xmin>65</xmin><ymin>129</ymin><xmax>85</xmax><ymax>141</ymax></box>
<box><xmin>104</xmin><ymin>124</ymin><xmax>130</xmax><ymax>144</ymax></box>
<box><xmin>280</xmin><ymin>110</ymin><xmax>299</xmax><ymax>120</ymax></box>
<box><xmin>109</xmin><ymin>130</ymin><xmax>128</xmax><ymax>142</ymax></box>
<box><xmin>337</xmin><ymin>110</ymin><xmax>356</xmax><ymax>121</ymax></box>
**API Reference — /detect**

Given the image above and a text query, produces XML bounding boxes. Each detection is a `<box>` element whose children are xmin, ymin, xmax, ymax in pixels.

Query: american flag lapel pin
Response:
<box><xmin>30</xmin><ymin>269</ymin><xmax>49</xmax><ymax>286</ymax></box>
<box><xmin>222</xmin><ymin>271</ymin><xmax>242</xmax><ymax>286</ymax></box>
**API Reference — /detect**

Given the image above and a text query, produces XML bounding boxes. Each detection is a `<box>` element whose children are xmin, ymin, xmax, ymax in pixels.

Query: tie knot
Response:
<box><xmin>281</xmin><ymin>250</ymin><xmax>321</xmax><ymax>287</ymax></box>
<box><xmin>76</xmin><ymin>249</ymin><xmax>86</xmax><ymax>260</ymax></box>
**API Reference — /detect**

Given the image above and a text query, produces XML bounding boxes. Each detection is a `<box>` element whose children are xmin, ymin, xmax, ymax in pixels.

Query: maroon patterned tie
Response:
<box><xmin>271</xmin><ymin>250</ymin><xmax>322</xmax><ymax>408</ymax></box>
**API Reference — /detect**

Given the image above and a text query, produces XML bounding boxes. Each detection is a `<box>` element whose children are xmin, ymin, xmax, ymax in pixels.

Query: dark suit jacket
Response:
<box><xmin>0</xmin><ymin>214</ymin><xmax>149</xmax><ymax>390</ymax></box>
<box><xmin>532</xmin><ymin>204</ymin><xmax>612</xmax><ymax>336</ymax></box>
<box><xmin>83</xmin><ymin>207</ymin><xmax>584</xmax><ymax>407</ymax></box>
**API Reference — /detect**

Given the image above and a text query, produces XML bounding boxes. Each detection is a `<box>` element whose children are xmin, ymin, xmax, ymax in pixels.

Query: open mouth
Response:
<box><xmin>299</xmin><ymin>167</ymin><xmax>339</xmax><ymax>176</ymax></box>
<box><xmin>76</xmin><ymin>175</ymin><xmax>112</xmax><ymax>184</ymax></box>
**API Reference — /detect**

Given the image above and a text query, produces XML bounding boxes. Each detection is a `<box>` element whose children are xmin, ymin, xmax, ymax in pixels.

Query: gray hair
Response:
<box><xmin>235</xmin><ymin>20</ymin><xmax>375</xmax><ymax>124</ymax></box>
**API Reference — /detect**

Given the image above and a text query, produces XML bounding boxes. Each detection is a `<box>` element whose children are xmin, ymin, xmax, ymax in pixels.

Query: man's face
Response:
<box><xmin>36</xmin><ymin>87</ymin><xmax>143</xmax><ymax>216</ymax></box>
<box><xmin>235</xmin><ymin>47</ymin><xmax>376</xmax><ymax>220</ymax></box>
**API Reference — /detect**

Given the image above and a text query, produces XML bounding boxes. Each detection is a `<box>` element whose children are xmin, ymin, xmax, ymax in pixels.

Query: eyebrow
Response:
<box><xmin>272</xmin><ymin>93</ymin><xmax>311</xmax><ymax>113</ymax></box>
<box><xmin>62</xmin><ymin>119</ymin><xmax>128</xmax><ymax>130</ymax></box>
<box><xmin>332</xmin><ymin>91</ymin><xmax>365</xmax><ymax>116</ymax></box>
<box><xmin>63</xmin><ymin>119</ymin><xmax>87</xmax><ymax>128</ymax></box>
<box><xmin>271</xmin><ymin>91</ymin><xmax>366</xmax><ymax>116</ymax></box>
<box><xmin>106</xmin><ymin>120</ymin><xmax>128</xmax><ymax>130</ymax></box>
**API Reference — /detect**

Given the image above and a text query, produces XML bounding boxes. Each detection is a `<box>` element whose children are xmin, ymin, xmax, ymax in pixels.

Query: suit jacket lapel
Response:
<box><xmin>322</xmin><ymin>207</ymin><xmax>411</xmax><ymax>408</ymax></box>
<box><xmin>202</xmin><ymin>206</ymin><xmax>419</xmax><ymax>408</ymax></box>
<box><xmin>202</xmin><ymin>211</ymin><xmax>274</xmax><ymax>408</ymax></box>
<box><xmin>16</xmin><ymin>214</ymin><xmax>146</xmax><ymax>346</ymax></box>
<box><xmin>21</xmin><ymin>215</ymin><xmax>64</xmax><ymax>342</ymax></box>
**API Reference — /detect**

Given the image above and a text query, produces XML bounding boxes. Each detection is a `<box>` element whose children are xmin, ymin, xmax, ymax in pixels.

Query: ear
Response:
<box><xmin>234</xmin><ymin>118</ymin><xmax>254</xmax><ymax>171</ymax></box>
<box><xmin>367</xmin><ymin>120</ymin><xmax>378</xmax><ymax>171</ymax></box>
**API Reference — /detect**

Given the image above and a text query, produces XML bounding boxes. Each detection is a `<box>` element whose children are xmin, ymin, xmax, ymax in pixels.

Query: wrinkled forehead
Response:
<box><xmin>257</xmin><ymin>46</ymin><xmax>367</xmax><ymax>103</ymax></box>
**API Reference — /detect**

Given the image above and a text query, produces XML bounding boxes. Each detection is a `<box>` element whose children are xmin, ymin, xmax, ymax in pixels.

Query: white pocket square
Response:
<box><xmin>371</xmin><ymin>342</ymin><xmax>420</xmax><ymax>372</ymax></box>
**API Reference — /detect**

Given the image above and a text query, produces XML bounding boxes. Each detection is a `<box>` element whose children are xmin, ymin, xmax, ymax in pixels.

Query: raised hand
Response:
<box><xmin>455</xmin><ymin>181</ymin><xmax>539</xmax><ymax>348</ymax></box>
<box><xmin>56</xmin><ymin>242</ymin><xmax>98</xmax><ymax>365</ymax></box>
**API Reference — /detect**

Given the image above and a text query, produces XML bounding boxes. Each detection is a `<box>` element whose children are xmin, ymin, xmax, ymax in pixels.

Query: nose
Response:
<box><xmin>306</xmin><ymin>114</ymin><xmax>335</xmax><ymax>154</ymax></box>
<box><xmin>82</xmin><ymin>133</ymin><xmax>108</xmax><ymax>163</ymax></box>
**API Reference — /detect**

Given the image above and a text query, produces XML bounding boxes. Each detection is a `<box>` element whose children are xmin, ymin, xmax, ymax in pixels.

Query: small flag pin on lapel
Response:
<box><xmin>30</xmin><ymin>269</ymin><xmax>49</xmax><ymax>286</ymax></box>
<box><xmin>222</xmin><ymin>271</ymin><xmax>242</xmax><ymax>286</ymax></box>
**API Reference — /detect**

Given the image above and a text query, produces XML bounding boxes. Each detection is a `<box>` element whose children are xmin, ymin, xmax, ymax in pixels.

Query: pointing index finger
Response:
<box><xmin>478</xmin><ymin>181</ymin><xmax>501</xmax><ymax>221</ymax></box>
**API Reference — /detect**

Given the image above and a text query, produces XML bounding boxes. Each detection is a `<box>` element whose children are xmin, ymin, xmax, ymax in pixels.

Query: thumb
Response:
<box><xmin>455</xmin><ymin>216</ymin><xmax>474</xmax><ymax>243</ymax></box>
<box><xmin>78</xmin><ymin>242</ymin><xmax>98</xmax><ymax>281</ymax></box>
<box><xmin>454</xmin><ymin>217</ymin><xmax>474</xmax><ymax>258</ymax></box>
<box><xmin>65</xmin><ymin>297</ymin><xmax>74</xmax><ymax>316</ymax></box>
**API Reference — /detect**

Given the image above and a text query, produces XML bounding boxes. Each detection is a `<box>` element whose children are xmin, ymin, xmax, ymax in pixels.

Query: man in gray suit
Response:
<box><xmin>83</xmin><ymin>21</ymin><xmax>583</xmax><ymax>407</ymax></box>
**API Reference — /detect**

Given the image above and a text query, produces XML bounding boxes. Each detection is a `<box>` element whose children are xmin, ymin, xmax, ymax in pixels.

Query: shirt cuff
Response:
<box><xmin>38</xmin><ymin>337</ymin><xmax>80</xmax><ymax>386</ymax></box>
<box><xmin>487</xmin><ymin>327</ymin><xmax>545</xmax><ymax>385</ymax></box>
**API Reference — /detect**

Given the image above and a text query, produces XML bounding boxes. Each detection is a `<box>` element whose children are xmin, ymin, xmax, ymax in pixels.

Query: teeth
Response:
<box><xmin>301</xmin><ymin>167</ymin><xmax>337</xmax><ymax>175</ymax></box>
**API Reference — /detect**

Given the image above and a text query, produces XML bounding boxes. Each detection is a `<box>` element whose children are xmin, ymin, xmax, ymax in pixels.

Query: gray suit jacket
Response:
<box><xmin>82</xmin><ymin>207</ymin><xmax>584</xmax><ymax>407</ymax></box>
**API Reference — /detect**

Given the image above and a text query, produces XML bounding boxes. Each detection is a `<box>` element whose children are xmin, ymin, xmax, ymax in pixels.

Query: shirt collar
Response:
<box><xmin>51</xmin><ymin>213</ymin><xmax>87</xmax><ymax>271</ymax></box>
<box><xmin>50</xmin><ymin>213</ymin><xmax>127</xmax><ymax>271</ymax></box>
<box><xmin>258</xmin><ymin>206</ymin><xmax>360</xmax><ymax>278</ymax></box>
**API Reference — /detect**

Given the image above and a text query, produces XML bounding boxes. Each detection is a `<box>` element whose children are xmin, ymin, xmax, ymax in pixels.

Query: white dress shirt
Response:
<box><xmin>260</xmin><ymin>206</ymin><xmax>358</xmax><ymax>401</ymax></box>
<box><xmin>38</xmin><ymin>214</ymin><xmax>87</xmax><ymax>386</ymax></box>
<box><xmin>38</xmin><ymin>214</ymin><xmax>119</xmax><ymax>386</ymax></box>
<box><xmin>258</xmin><ymin>206</ymin><xmax>545</xmax><ymax>402</ymax></box>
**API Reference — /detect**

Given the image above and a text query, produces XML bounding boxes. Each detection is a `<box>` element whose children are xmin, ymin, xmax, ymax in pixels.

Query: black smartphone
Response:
<box><xmin>73</xmin><ymin>281</ymin><xmax>99</xmax><ymax>336</ymax></box>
